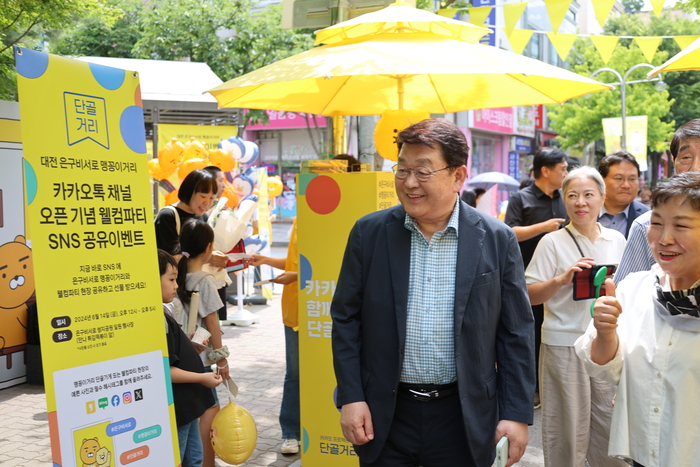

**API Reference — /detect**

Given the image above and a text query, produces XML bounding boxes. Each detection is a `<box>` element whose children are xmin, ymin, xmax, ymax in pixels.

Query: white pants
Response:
<box><xmin>540</xmin><ymin>344</ymin><xmax>627</xmax><ymax>467</ymax></box>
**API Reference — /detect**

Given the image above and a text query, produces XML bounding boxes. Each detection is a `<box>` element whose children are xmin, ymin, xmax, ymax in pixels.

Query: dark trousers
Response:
<box><xmin>533</xmin><ymin>303</ymin><xmax>544</xmax><ymax>391</ymax></box>
<box><xmin>360</xmin><ymin>390</ymin><xmax>472</xmax><ymax>467</ymax></box>
<box><xmin>633</xmin><ymin>462</ymin><xmax>645</xmax><ymax>467</ymax></box>
<box><xmin>217</xmin><ymin>286</ymin><xmax>227</xmax><ymax>320</ymax></box>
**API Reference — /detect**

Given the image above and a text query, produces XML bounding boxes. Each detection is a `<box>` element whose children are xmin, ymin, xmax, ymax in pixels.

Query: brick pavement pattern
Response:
<box><xmin>0</xmin><ymin>290</ymin><xmax>544</xmax><ymax>467</ymax></box>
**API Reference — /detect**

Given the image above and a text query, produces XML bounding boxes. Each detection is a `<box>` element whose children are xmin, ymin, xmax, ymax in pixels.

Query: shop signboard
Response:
<box><xmin>513</xmin><ymin>105</ymin><xmax>536</xmax><ymax>138</ymax></box>
<box><xmin>15</xmin><ymin>47</ymin><xmax>178</xmax><ymax>467</ymax></box>
<box><xmin>297</xmin><ymin>172</ymin><xmax>396</xmax><ymax>466</ymax></box>
<box><xmin>471</xmin><ymin>107</ymin><xmax>514</xmax><ymax>134</ymax></box>
<box><xmin>512</xmin><ymin>136</ymin><xmax>532</xmax><ymax>153</ymax></box>
<box><xmin>534</xmin><ymin>105</ymin><xmax>544</xmax><ymax>129</ymax></box>
<box><xmin>245</xmin><ymin>110</ymin><xmax>327</xmax><ymax>130</ymax></box>
<box><xmin>602</xmin><ymin>116</ymin><xmax>648</xmax><ymax>171</ymax></box>
<box><xmin>508</xmin><ymin>151</ymin><xmax>521</xmax><ymax>180</ymax></box>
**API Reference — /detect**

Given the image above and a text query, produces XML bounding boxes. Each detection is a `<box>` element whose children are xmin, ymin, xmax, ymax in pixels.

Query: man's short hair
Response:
<box><xmin>396</xmin><ymin>118</ymin><xmax>469</xmax><ymax>168</ymax></box>
<box><xmin>562</xmin><ymin>166</ymin><xmax>606</xmax><ymax>196</ymax></box>
<box><xmin>532</xmin><ymin>147</ymin><xmax>566</xmax><ymax>179</ymax></box>
<box><xmin>670</xmin><ymin>119</ymin><xmax>700</xmax><ymax>158</ymax></box>
<box><xmin>651</xmin><ymin>171</ymin><xmax>700</xmax><ymax>210</ymax></box>
<box><xmin>203</xmin><ymin>165</ymin><xmax>223</xmax><ymax>176</ymax></box>
<box><xmin>178</xmin><ymin>169</ymin><xmax>217</xmax><ymax>204</ymax></box>
<box><xmin>598</xmin><ymin>151</ymin><xmax>641</xmax><ymax>178</ymax></box>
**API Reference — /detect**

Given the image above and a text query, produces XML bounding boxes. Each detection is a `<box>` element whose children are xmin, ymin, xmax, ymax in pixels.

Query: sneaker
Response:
<box><xmin>534</xmin><ymin>391</ymin><xmax>541</xmax><ymax>410</ymax></box>
<box><xmin>281</xmin><ymin>438</ymin><xmax>299</xmax><ymax>455</ymax></box>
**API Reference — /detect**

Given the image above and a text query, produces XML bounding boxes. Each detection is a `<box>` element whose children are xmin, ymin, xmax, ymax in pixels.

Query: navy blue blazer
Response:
<box><xmin>331</xmin><ymin>201</ymin><xmax>535</xmax><ymax>465</ymax></box>
<box><xmin>624</xmin><ymin>200</ymin><xmax>650</xmax><ymax>238</ymax></box>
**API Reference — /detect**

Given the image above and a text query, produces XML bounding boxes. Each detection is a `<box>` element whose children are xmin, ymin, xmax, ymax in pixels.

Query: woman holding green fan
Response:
<box><xmin>526</xmin><ymin>166</ymin><xmax>627</xmax><ymax>467</ymax></box>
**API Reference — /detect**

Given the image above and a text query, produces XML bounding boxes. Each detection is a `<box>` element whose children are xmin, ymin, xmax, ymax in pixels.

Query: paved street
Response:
<box><xmin>0</xmin><ymin>271</ymin><xmax>544</xmax><ymax>467</ymax></box>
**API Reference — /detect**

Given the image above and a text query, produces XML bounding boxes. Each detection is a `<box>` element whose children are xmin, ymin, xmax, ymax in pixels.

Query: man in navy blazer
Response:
<box><xmin>331</xmin><ymin>119</ymin><xmax>535</xmax><ymax>467</ymax></box>
<box><xmin>597</xmin><ymin>151</ymin><xmax>649</xmax><ymax>238</ymax></box>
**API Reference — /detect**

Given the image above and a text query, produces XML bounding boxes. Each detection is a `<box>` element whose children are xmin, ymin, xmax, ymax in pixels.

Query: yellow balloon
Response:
<box><xmin>267</xmin><ymin>176</ymin><xmax>284</xmax><ymax>198</ymax></box>
<box><xmin>158</xmin><ymin>138</ymin><xmax>185</xmax><ymax>171</ymax></box>
<box><xmin>148</xmin><ymin>158</ymin><xmax>175</xmax><ymax>181</ymax></box>
<box><xmin>177</xmin><ymin>158</ymin><xmax>207</xmax><ymax>180</ymax></box>
<box><xmin>209</xmin><ymin>148</ymin><xmax>236</xmax><ymax>172</ymax></box>
<box><xmin>210</xmin><ymin>401</ymin><xmax>257</xmax><ymax>465</ymax></box>
<box><xmin>165</xmin><ymin>189</ymin><xmax>179</xmax><ymax>205</ymax></box>
<box><xmin>373</xmin><ymin>109</ymin><xmax>430</xmax><ymax>161</ymax></box>
<box><xmin>183</xmin><ymin>137</ymin><xmax>208</xmax><ymax>161</ymax></box>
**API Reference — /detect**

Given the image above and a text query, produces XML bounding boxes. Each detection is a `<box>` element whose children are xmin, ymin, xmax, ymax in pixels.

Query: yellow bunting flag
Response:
<box><xmin>437</xmin><ymin>8</ymin><xmax>459</xmax><ymax>18</ymax></box>
<box><xmin>590</xmin><ymin>35</ymin><xmax>619</xmax><ymax>64</ymax></box>
<box><xmin>506</xmin><ymin>28</ymin><xmax>534</xmax><ymax>55</ymax></box>
<box><xmin>468</xmin><ymin>6</ymin><xmax>492</xmax><ymax>26</ymax></box>
<box><xmin>634</xmin><ymin>37</ymin><xmax>663</xmax><ymax>62</ymax></box>
<box><xmin>547</xmin><ymin>32</ymin><xmax>578</xmax><ymax>61</ymax></box>
<box><xmin>674</xmin><ymin>36</ymin><xmax>700</xmax><ymax>50</ymax></box>
<box><xmin>592</xmin><ymin>0</ymin><xmax>617</xmax><ymax>27</ymax></box>
<box><xmin>650</xmin><ymin>0</ymin><xmax>666</xmax><ymax>17</ymax></box>
<box><xmin>544</xmin><ymin>0</ymin><xmax>573</xmax><ymax>33</ymax></box>
<box><xmin>503</xmin><ymin>2</ymin><xmax>528</xmax><ymax>36</ymax></box>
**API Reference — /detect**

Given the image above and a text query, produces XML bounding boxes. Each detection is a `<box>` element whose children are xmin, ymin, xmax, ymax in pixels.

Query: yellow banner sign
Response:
<box><xmin>15</xmin><ymin>47</ymin><xmax>179</xmax><ymax>467</ymax></box>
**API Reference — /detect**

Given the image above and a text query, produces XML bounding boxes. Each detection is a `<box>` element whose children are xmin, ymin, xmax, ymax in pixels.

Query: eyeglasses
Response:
<box><xmin>392</xmin><ymin>164</ymin><xmax>452</xmax><ymax>182</ymax></box>
<box><xmin>611</xmin><ymin>176</ymin><xmax>639</xmax><ymax>184</ymax></box>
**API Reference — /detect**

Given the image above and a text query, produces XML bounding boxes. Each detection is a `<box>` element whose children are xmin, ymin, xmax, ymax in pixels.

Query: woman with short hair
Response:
<box><xmin>526</xmin><ymin>166</ymin><xmax>627</xmax><ymax>467</ymax></box>
<box><xmin>576</xmin><ymin>172</ymin><xmax>700</xmax><ymax>467</ymax></box>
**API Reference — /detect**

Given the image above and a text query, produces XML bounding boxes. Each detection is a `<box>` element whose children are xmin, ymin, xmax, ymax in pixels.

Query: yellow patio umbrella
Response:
<box><xmin>648</xmin><ymin>36</ymin><xmax>700</xmax><ymax>78</ymax></box>
<box><xmin>207</xmin><ymin>33</ymin><xmax>611</xmax><ymax>116</ymax></box>
<box><xmin>313</xmin><ymin>0</ymin><xmax>490</xmax><ymax>45</ymax></box>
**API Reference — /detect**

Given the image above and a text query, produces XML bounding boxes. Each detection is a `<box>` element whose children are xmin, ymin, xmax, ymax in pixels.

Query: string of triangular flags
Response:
<box><xmin>438</xmin><ymin>0</ymin><xmax>670</xmax><ymax>33</ymax></box>
<box><xmin>437</xmin><ymin>0</ymin><xmax>697</xmax><ymax>64</ymax></box>
<box><xmin>508</xmin><ymin>31</ymin><xmax>699</xmax><ymax>63</ymax></box>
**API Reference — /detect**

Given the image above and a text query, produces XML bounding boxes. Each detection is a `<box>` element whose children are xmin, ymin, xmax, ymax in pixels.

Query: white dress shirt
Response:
<box><xmin>576</xmin><ymin>268</ymin><xmax>700</xmax><ymax>467</ymax></box>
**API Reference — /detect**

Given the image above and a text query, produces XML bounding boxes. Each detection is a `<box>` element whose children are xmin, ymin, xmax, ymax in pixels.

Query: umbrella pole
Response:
<box><xmin>397</xmin><ymin>76</ymin><xmax>404</xmax><ymax>110</ymax></box>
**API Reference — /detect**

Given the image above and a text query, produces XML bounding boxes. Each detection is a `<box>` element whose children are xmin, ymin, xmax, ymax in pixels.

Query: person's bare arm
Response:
<box><xmin>204</xmin><ymin>312</ymin><xmax>229</xmax><ymax>380</ymax></box>
<box><xmin>527</xmin><ymin>258</ymin><xmax>595</xmax><ymax>305</ymax></box>
<box><xmin>170</xmin><ymin>367</ymin><xmax>222</xmax><ymax>388</ymax></box>
<box><xmin>246</xmin><ymin>254</ymin><xmax>287</xmax><ymax>270</ymax></box>
<box><xmin>511</xmin><ymin>218</ymin><xmax>565</xmax><ymax>242</ymax></box>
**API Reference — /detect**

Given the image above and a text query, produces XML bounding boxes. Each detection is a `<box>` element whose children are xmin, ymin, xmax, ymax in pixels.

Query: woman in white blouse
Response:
<box><xmin>526</xmin><ymin>166</ymin><xmax>627</xmax><ymax>467</ymax></box>
<box><xmin>576</xmin><ymin>172</ymin><xmax>700</xmax><ymax>467</ymax></box>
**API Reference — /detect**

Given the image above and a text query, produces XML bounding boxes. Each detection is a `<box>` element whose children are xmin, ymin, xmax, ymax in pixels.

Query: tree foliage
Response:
<box><xmin>0</xmin><ymin>0</ymin><xmax>116</xmax><ymax>100</ymax></box>
<box><xmin>547</xmin><ymin>12</ymin><xmax>700</xmax><ymax>151</ymax></box>
<box><xmin>129</xmin><ymin>0</ymin><xmax>313</xmax><ymax>82</ymax></box>
<box><xmin>49</xmin><ymin>0</ymin><xmax>314</xmax><ymax>127</ymax></box>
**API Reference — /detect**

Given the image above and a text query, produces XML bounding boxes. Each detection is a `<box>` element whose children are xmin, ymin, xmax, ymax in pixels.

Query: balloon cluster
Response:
<box><xmin>148</xmin><ymin>136</ymin><xmax>284</xmax><ymax>207</ymax></box>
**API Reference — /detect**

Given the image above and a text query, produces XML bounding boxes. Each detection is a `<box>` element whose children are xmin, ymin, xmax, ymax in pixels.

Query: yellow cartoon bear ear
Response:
<box><xmin>14</xmin><ymin>235</ymin><xmax>26</xmax><ymax>245</ymax></box>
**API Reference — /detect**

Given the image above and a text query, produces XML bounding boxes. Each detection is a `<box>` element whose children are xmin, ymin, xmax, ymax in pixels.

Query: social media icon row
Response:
<box><xmin>85</xmin><ymin>389</ymin><xmax>143</xmax><ymax>414</ymax></box>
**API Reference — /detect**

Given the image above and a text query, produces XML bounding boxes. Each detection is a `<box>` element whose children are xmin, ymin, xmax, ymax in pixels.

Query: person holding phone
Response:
<box><xmin>576</xmin><ymin>173</ymin><xmax>700</xmax><ymax>466</ymax></box>
<box><xmin>526</xmin><ymin>167</ymin><xmax>627</xmax><ymax>467</ymax></box>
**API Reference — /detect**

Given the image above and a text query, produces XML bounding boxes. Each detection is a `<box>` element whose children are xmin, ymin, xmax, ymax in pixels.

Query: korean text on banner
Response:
<box><xmin>14</xmin><ymin>47</ymin><xmax>178</xmax><ymax>467</ymax></box>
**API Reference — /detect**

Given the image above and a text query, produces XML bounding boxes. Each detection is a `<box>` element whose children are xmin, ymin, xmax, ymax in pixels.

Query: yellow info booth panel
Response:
<box><xmin>297</xmin><ymin>171</ymin><xmax>396</xmax><ymax>466</ymax></box>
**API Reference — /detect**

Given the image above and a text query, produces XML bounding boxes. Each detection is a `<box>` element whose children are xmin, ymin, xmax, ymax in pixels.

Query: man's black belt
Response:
<box><xmin>398</xmin><ymin>381</ymin><xmax>458</xmax><ymax>402</ymax></box>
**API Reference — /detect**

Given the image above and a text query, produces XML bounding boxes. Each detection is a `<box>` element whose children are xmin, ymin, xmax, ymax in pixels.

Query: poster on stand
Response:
<box><xmin>297</xmin><ymin>172</ymin><xmax>396</xmax><ymax>466</ymax></box>
<box><xmin>14</xmin><ymin>47</ymin><xmax>178</xmax><ymax>467</ymax></box>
